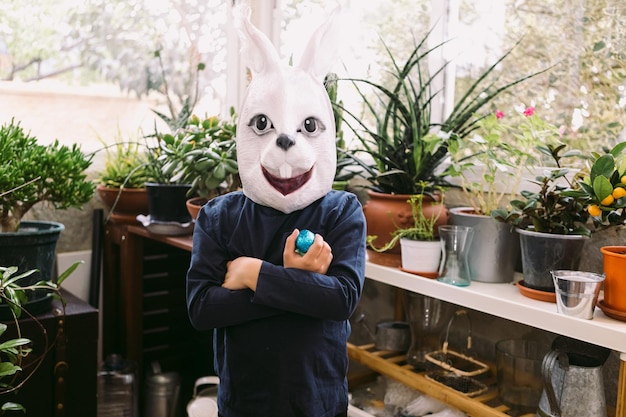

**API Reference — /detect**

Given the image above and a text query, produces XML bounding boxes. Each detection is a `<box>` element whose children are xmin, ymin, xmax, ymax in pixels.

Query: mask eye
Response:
<box><xmin>248</xmin><ymin>114</ymin><xmax>274</xmax><ymax>135</ymax></box>
<box><xmin>298</xmin><ymin>117</ymin><xmax>325</xmax><ymax>137</ymax></box>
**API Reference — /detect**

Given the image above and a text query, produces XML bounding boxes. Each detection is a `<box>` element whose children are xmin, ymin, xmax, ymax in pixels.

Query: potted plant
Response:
<box><xmin>153</xmin><ymin>108</ymin><xmax>240</xmax><ymax>222</ymax></box>
<box><xmin>141</xmin><ymin>132</ymin><xmax>195</xmax><ymax>227</ymax></box>
<box><xmin>135</xmin><ymin>49</ymin><xmax>211</xmax><ymax>229</ymax></box>
<box><xmin>568</xmin><ymin>142</ymin><xmax>626</xmax><ymax>313</ymax></box>
<box><xmin>339</xmin><ymin>32</ymin><xmax>547</xmax><ymax>265</ymax></box>
<box><xmin>367</xmin><ymin>182</ymin><xmax>445</xmax><ymax>277</ymax></box>
<box><xmin>0</xmin><ymin>118</ymin><xmax>94</xmax><ymax>312</ymax></box>
<box><xmin>96</xmin><ymin>136</ymin><xmax>154</xmax><ymax>224</ymax></box>
<box><xmin>444</xmin><ymin>107</ymin><xmax>546</xmax><ymax>283</ymax></box>
<box><xmin>491</xmin><ymin>143</ymin><xmax>591</xmax><ymax>294</ymax></box>
<box><xmin>0</xmin><ymin>261</ymin><xmax>80</xmax><ymax>413</ymax></box>
<box><xmin>573</xmin><ymin>141</ymin><xmax>626</xmax><ymax>226</ymax></box>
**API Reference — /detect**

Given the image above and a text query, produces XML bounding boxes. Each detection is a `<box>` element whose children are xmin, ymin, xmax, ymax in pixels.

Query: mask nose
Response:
<box><xmin>276</xmin><ymin>134</ymin><xmax>295</xmax><ymax>151</ymax></box>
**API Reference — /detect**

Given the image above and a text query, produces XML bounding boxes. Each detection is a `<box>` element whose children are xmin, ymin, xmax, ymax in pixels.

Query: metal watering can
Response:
<box><xmin>536</xmin><ymin>336</ymin><xmax>610</xmax><ymax>417</ymax></box>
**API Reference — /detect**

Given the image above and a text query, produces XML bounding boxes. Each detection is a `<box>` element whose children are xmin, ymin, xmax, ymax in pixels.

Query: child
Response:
<box><xmin>186</xmin><ymin>6</ymin><xmax>366</xmax><ymax>417</ymax></box>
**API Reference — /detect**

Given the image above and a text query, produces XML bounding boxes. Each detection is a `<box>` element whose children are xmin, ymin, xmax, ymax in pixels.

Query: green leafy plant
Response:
<box><xmin>491</xmin><ymin>144</ymin><xmax>591</xmax><ymax>236</ymax></box>
<box><xmin>324</xmin><ymin>72</ymin><xmax>358</xmax><ymax>186</ymax></box>
<box><xmin>0</xmin><ymin>261</ymin><xmax>81</xmax><ymax>414</ymax></box>
<box><xmin>0</xmin><ymin>119</ymin><xmax>95</xmax><ymax>232</ymax></box>
<box><xmin>445</xmin><ymin>107</ymin><xmax>553</xmax><ymax>215</ymax></box>
<box><xmin>367</xmin><ymin>182</ymin><xmax>445</xmax><ymax>252</ymax></box>
<box><xmin>98</xmin><ymin>137</ymin><xmax>153</xmax><ymax>189</ymax></box>
<box><xmin>570</xmin><ymin>142</ymin><xmax>626</xmax><ymax>227</ymax></box>
<box><xmin>339</xmin><ymin>32</ymin><xmax>547</xmax><ymax>195</ymax></box>
<box><xmin>152</xmin><ymin>109</ymin><xmax>240</xmax><ymax>199</ymax></box>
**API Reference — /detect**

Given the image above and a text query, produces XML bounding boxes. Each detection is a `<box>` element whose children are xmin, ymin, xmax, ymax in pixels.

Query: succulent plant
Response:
<box><xmin>152</xmin><ymin>108</ymin><xmax>240</xmax><ymax>200</ymax></box>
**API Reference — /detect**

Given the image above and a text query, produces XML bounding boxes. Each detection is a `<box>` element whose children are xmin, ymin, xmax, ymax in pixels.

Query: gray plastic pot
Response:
<box><xmin>449</xmin><ymin>207</ymin><xmax>520</xmax><ymax>283</ymax></box>
<box><xmin>517</xmin><ymin>228</ymin><xmax>588</xmax><ymax>292</ymax></box>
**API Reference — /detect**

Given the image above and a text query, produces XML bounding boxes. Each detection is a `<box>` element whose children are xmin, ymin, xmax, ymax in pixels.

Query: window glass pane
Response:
<box><xmin>0</xmin><ymin>0</ymin><xmax>231</xmax><ymax>152</ymax></box>
<box><xmin>279</xmin><ymin>0</ymin><xmax>431</xmax><ymax>152</ymax></box>
<box><xmin>280</xmin><ymin>0</ymin><xmax>626</xmax><ymax>153</ymax></box>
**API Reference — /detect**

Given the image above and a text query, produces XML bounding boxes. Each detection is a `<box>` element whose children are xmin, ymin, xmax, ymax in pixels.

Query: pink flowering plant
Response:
<box><xmin>491</xmin><ymin>142</ymin><xmax>591</xmax><ymax>235</ymax></box>
<box><xmin>445</xmin><ymin>106</ymin><xmax>551</xmax><ymax>215</ymax></box>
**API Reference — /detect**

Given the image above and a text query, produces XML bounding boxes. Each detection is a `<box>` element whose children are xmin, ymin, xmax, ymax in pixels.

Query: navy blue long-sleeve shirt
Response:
<box><xmin>186</xmin><ymin>190</ymin><xmax>366</xmax><ymax>417</ymax></box>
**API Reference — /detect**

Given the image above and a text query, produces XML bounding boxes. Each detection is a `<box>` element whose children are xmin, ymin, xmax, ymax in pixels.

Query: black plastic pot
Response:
<box><xmin>145</xmin><ymin>183</ymin><xmax>193</xmax><ymax>224</ymax></box>
<box><xmin>517</xmin><ymin>229</ymin><xmax>588</xmax><ymax>292</ymax></box>
<box><xmin>0</xmin><ymin>220</ymin><xmax>65</xmax><ymax>317</ymax></box>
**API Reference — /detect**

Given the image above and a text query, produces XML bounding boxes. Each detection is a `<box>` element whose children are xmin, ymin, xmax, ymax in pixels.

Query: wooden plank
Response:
<box><xmin>347</xmin><ymin>343</ymin><xmax>509</xmax><ymax>417</ymax></box>
<box><xmin>617</xmin><ymin>358</ymin><xmax>626</xmax><ymax>417</ymax></box>
<box><xmin>128</xmin><ymin>225</ymin><xmax>193</xmax><ymax>252</ymax></box>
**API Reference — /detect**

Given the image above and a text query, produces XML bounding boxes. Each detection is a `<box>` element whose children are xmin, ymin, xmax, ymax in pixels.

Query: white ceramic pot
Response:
<box><xmin>400</xmin><ymin>238</ymin><xmax>442</xmax><ymax>275</ymax></box>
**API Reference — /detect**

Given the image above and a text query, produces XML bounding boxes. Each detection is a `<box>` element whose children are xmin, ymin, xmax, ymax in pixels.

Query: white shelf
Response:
<box><xmin>365</xmin><ymin>262</ymin><xmax>626</xmax><ymax>354</ymax></box>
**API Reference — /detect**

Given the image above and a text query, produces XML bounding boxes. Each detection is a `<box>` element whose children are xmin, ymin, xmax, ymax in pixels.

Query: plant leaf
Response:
<box><xmin>0</xmin><ymin>338</ymin><xmax>30</xmax><ymax>351</ymax></box>
<box><xmin>592</xmin><ymin>175</ymin><xmax>613</xmax><ymax>201</ymax></box>
<box><xmin>1</xmin><ymin>402</ymin><xmax>25</xmax><ymax>412</ymax></box>
<box><xmin>591</xmin><ymin>154</ymin><xmax>616</xmax><ymax>182</ymax></box>
<box><xmin>56</xmin><ymin>261</ymin><xmax>83</xmax><ymax>286</ymax></box>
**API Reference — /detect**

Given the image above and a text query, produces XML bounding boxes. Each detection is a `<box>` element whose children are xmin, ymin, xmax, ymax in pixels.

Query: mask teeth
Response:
<box><xmin>279</xmin><ymin>164</ymin><xmax>292</xmax><ymax>178</ymax></box>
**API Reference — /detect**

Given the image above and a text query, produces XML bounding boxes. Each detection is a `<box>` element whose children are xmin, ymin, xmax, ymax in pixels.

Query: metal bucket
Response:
<box><xmin>551</xmin><ymin>270</ymin><xmax>604</xmax><ymax>320</ymax></box>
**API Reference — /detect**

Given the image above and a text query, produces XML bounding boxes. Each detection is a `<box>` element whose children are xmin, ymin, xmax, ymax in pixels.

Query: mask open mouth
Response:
<box><xmin>262</xmin><ymin>166</ymin><xmax>313</xmax><ymax>195</ymax></box>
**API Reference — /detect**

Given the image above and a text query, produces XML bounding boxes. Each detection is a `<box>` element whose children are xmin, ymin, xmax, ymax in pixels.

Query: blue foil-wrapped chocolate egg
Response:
<box><xmin>295</xmin><ymin>229</ymin><xmax>315</xmax><ymax>255</ymax></box>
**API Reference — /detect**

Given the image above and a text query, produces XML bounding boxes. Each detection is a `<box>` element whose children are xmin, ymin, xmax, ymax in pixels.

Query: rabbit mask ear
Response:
<box><xmin>233</xmin><ymin>5</ymin><xmax>281</xmax><ymax>76</ymax></box>
<box><xmin>234</xmin><ymin>7</ymin><xmax>342</xmax><ymax>214</ymax></box>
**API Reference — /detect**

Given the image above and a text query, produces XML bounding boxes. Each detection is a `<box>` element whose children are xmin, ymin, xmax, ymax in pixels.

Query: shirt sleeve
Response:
<box><xmin>252</xmin><ymin>194</ymin><xmax>367</xmax><ymax>321</ymax></box>
<box><xmin>186</xmin><ymin>201</ymin><xmax>283</xmax><ymax>331</ymax></box>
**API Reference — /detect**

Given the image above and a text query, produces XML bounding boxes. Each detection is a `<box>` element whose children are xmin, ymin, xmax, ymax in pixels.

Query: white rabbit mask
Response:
<box><xmin>234</xmin><ymin>7</ymin><xmax>341</xmax><ymax>214</ymax></box>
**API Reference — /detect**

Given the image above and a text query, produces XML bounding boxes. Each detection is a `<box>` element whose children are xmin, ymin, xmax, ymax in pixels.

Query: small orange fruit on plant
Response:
<box><xmin>587</xmin><ymin>204</ymin><xmax>601</xmax><ymax>217</ymax></box>
<box><xmin>600</xmin><ymin>194</ymin><xmax>615</xmax><ymax>206</ymax></box>
<box><xmin>612</xmin><ymin>187</ymin><xmax>626</xmax><ymax>199</ymax></box>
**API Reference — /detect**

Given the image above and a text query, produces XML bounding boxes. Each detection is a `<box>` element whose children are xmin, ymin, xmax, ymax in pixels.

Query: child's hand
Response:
<box><xmin>283</xmin><ymin>229</ymin><xmax>333</xmax><ymax>274</ymax></box>
<box><xmin>223</xmin><ymin>257</ymin><xmax>262</xmax><ymax>291</ymax></box>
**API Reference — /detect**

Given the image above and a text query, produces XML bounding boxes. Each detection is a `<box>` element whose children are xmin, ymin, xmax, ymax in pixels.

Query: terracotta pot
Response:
<box><xmin>96</xmin><ymin>184</ymin><xmax>149</xmax><ymax>224</ymax></box>
<box><xmin>363</xmin><ymin>190</ymin><xmax>448</xmax><ymax>267</ymax></box>
<box><xmin>186</xmin><ymin>197</ymin><xmax>208</xmax><ymax>221</ymax></box>
<box><xmin>600</xmin><ymin>246</ymin><xmax>626</xmax><ymax>312</ymax></box>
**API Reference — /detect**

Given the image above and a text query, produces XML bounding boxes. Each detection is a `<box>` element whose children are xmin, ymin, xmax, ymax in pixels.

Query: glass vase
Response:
<box><xmin>405</xmin><ymin>293</ymin><xmax>454</xmax><ymax>370</ymax></box>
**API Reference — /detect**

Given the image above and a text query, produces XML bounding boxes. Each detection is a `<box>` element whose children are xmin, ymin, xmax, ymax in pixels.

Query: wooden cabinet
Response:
<box><xmin>349</xmin><ymin>262</ymin><xmax>626</xmax><ymax>417</ymax></box>
<box><xmin>102</xmin><ymin>223</ymin><xmax>212</xmax><ymax>413</ymax></box>
<box><xmin>4</xmin><ymin>291</ymin><xmax>98</xmax><ymax>417</ymax></box>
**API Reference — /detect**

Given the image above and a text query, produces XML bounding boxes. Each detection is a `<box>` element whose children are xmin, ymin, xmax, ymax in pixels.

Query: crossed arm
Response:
<box><xmin>222</xmin><ymin>229</ymin><xmax>333</xmax><ymax>291</ymax></box>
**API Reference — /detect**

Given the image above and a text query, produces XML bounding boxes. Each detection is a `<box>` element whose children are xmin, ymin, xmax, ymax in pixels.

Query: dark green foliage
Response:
<box><xmin>491</xmin><ymin>144</ymin><xmax>591</xmax><ymax>235</ymax></box>
<box><xmin>0</xmin><ymin>119</ymin><xmax>94</xmax><ymax>232</ymax></box>
<box><xmin>339</xmin><ymin>33</ymin><xmax>547</xmax><ymax>195</ymax></box>
<box><xmin>151</xmin><ymin>109</ymin><xmax>240</xmax><ymax>199</ymax></box>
